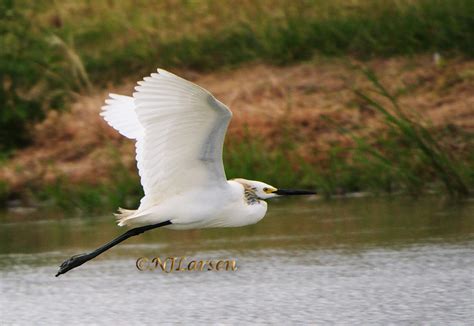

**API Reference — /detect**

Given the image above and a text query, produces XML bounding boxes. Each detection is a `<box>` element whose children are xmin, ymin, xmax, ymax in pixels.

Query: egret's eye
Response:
<box><xmin>263</xmin><ymin>187</ymin><xmax>269</xmax><ymax>193</ymax></box>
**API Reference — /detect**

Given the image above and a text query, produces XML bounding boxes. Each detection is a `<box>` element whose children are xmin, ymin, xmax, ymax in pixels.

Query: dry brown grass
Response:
<box><xmin>2</xmin><ymin>55</ymin><xmax>473</xmax><ymax>193</ymax></box>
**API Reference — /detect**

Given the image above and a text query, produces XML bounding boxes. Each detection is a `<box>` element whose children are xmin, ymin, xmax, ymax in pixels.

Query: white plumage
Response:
<box><xmin>100</xmin><ymin>69</ymin><xmax>278</xmax><ymax>229</ymax></box>
<box><xmin>56</xmin><ymin>68</ymin><xmax>315</xmax><ymax>277</ymax></box>
<box><xmin>101</xmin><ymin>94</ymin><xmax>143</xmax><ymax>140</ymax></box>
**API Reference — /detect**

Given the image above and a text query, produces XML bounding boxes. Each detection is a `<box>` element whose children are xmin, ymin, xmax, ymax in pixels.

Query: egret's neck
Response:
<box><xmin>228</xmin><ymin>179</ymin><xmax>260</xmax><ymax>205</ymax></box>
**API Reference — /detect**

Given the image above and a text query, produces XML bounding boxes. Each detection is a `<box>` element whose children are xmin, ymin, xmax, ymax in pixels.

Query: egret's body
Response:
<box><xmin>56</xmin><ymin>69</ymin><xmax>314</xmax><ymax>276</ymax></box>
<box><xmin>122</xmin><ymin>180</ymin><xmax>267</xmax><ymax>229</ymax></box>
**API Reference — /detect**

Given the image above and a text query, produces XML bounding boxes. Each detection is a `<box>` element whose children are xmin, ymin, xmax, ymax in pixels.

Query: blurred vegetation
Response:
<box><xmin>35</xmin><ymin>165</ymin><xmax>142</xmax><ymax>215</ymax></box>
<box><xmin>0</xmin><ymin>0</ymin><xmax>473</xmax><ymax>211</ymax></box>
<box><xmin>2</xmin><ymin>0</ymin><xmax>474</xmax><ymax>151</ymax></box>
<box><xmin>29</xmin><ymin>69</ymin><xmax>472</xmax><ymax>214</ymax></box>
<box><xmin>352</xmin><ymin>70</ymin><xmax>470</xmax><ymax>197</ymax></box>
<box><xmin>224</xmin><ymin>70</ymin><xmax>473</xmax><ymax>199</ymax></box>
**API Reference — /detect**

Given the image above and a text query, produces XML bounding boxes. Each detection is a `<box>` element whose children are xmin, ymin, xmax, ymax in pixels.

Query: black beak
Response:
<box><xmin>274</xmin><ymin>189</ymin><xmax>316</xmax><ymax>196</ymax></box>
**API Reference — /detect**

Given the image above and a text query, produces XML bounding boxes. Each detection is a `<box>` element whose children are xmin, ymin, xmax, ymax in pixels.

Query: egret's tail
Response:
<box><xmin>114</xmin><ymin>207</ymin><xmax>137</xmax><ymax>226</ymax></box>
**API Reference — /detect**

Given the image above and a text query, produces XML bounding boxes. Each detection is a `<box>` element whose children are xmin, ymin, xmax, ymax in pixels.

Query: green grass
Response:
<box><xmin>2</xmin><ymin>0</ymin><xmax>474</xmax><ymax>150</ymax></box>
<box><xmin>39</xmin><ymin>0</ymin><xmax>474</xmax><ymax>83</ymax></box>
<box><xmin>1</xmin><ymin>1</ymin><xmax>473</xmax><ymax>211</ymax></box>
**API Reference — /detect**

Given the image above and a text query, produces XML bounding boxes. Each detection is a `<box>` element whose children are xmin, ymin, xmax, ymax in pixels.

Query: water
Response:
<box><xmin>0</xmin><ymin>196</ymin><xmax>473</xmax><ymax>325</ymax></box>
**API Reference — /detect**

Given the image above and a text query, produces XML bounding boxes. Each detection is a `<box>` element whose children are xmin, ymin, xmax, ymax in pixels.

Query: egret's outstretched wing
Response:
<box><xmin>133</xmin><ymin>69</ymin><xmax>232</xmax><ymax>210</ymax></box>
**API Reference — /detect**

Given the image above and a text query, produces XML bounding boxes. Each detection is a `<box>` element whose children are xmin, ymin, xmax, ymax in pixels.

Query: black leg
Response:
<box><xmin>55</xmin><ymin>220</ymin><xmax>172</xmax><ymax>277</ymax></box>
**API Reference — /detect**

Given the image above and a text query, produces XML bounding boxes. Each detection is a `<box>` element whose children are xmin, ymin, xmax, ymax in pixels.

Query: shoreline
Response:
<box><xmin>1</xmin><ymin>56</ymin><xmax>473</xmax><ymax>212</ymax></box>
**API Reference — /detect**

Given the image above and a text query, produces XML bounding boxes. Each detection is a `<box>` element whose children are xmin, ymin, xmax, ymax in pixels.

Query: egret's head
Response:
<box><xmin>233</xmin><ymin>179</ymin><xmax>316</xmax><ymax>200</ymax></box>
<box><xmin>248</xmin><ymin>180</ymin><xmax>279</xmax><ymax>199</ymax></box>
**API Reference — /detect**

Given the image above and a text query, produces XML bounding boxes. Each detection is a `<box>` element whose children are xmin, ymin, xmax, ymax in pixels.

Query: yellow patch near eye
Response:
<box><xmin>264</xmin><ymin>187</ymin><xmax>276</xmax><ymax>194</ymax></box>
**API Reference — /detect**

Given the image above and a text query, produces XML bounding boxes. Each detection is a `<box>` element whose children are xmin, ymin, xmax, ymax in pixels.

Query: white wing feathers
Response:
<box><xmin>100</xmin><ymin>94</ymin><xmax>143</xmax><ymax>139</ymax></box>
<box><xmin>100</xmin><ymin>69</ymin><xmax>232</xmax><ymax>217</ymax></box>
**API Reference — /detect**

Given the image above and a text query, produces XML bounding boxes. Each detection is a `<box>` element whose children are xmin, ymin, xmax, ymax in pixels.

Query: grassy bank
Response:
<box><xmin>26</xmin><ymin>126</ymin><xmax>473</xmax><ymax>215</ymax></box>
<box><xmin>2</xmin><ymin>0</ymin><xmax>474</xmax><ymax>150</ymax></box>
<box><xmin>2</xmin><ymin>0</ymin><xmax>474</xmax><ymax>212</ymax></box>
<box><xmin>229</xmin><ymin>69</ymin><xmax>473</xmax><ymax>198</ymax></box>
<box><xmin>3</xmin><ymin>63</ymin><xmax>472</xmax><ymax>214</ymax></box>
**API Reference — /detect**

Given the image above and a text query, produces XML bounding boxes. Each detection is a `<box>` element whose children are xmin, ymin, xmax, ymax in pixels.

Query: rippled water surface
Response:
<box><xmin>1</xmin><ymin>196</ymin><xmax>473</xmax><ymax>325</ymax></box>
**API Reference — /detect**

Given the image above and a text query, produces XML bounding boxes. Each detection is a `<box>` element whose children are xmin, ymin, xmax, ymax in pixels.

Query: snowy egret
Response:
<box><xmin>56</xmin><ymin>69</ymin><xmax>315</xmax><ymax>277</ymax></box>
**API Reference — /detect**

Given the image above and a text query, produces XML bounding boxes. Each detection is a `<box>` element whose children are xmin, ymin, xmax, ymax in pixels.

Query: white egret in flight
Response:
<box><xmin>56</xmin><ymin>69</ymin><xmax>315</xmax><ymax>276</ymax></box>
